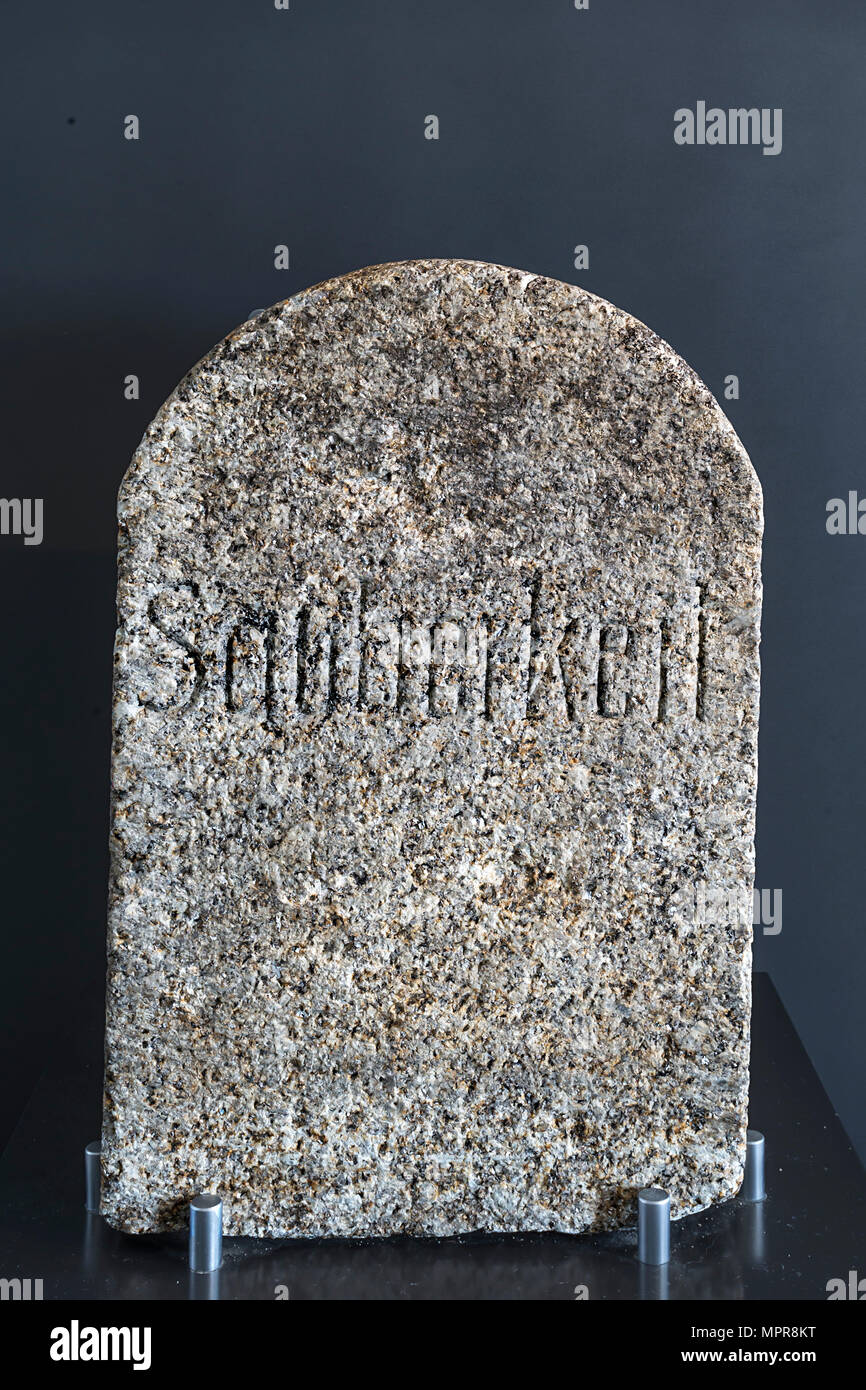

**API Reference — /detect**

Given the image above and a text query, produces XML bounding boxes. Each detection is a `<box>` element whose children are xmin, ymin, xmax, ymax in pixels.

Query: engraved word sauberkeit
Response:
<box><xmin>138</xmin><ymin>577</ymin><xmax>713</xmax><ymax>728</ymax></box>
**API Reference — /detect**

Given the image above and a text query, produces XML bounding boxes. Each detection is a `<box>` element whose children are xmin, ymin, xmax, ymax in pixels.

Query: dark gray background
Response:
<box><xmin>2</xmin><ymin>0</ymin><xmax>864</xmax><ymax>1164</ymax></box>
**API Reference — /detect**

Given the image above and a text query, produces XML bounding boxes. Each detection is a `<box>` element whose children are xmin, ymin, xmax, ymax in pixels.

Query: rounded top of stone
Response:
<box><xmin>118</xmin><ymin>259</ymin><xmax>761</xmax><ymax>591</ymax></box>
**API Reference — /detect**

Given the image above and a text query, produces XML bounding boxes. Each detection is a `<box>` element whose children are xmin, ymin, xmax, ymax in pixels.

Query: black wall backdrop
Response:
<box><xmin>2</xmin><ymin>0</ymin><xmax>865</xmax><ymax>1162</ymax></box>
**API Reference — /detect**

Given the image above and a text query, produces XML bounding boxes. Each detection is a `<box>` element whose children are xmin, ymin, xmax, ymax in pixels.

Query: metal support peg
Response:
<box><xmin>189</xmin><ymin>1193</ymin><xmax>223</xmax><ymax>1273</ymax></box>
<box><xmin>84</xmin><ymin>1141</ymin><xmax>102</xmax><ymax>1213</ymax></box>
<box><xmin>742</xmin><ymin>1129</ymin><xmax>766</xmax><ymax>1202</ymax></box>
<box><xmin>638</xmin><ymin>1186</ymin><xmax>671</xmax><ymax>1265</ymax></box>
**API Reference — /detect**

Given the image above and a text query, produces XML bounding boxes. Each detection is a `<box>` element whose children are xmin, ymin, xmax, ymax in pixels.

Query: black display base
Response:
<box><xmin>1</xmin><ymin>974</ymin><xmax>863</xmax><ymax>1300</ymax></box>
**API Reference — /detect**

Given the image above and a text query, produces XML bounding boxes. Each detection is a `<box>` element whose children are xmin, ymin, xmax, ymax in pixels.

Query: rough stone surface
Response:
<box><xmin>101</xmin><ymin>259</ymin><xmax>762</xmax><ymax>1237</ymax></box>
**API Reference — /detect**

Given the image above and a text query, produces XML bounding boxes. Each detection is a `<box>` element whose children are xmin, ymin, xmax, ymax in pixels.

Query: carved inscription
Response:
<box><xmin>142</xmin><ymin>577</ymin><xmax>711</xmax><ymax>727</ymax></box>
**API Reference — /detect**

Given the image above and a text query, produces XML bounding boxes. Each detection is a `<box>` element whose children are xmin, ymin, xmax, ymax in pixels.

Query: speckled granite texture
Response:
<box><xmin>101</xmin><ymin>259</ymin><xmax>762</xmax><ymax>1237</ymax></box>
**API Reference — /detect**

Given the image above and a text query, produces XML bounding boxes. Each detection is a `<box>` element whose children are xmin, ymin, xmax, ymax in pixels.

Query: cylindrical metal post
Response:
<box><xmin>188</xmin><ymin>1269</ymin><xmax>221</xmax><ymax>1301</ymax></box>
<box><xmin>742</xmin><ymin>1129</ymin><xmax>766</xmax><ymax>1202</ymax></box>
<box><xmin>84</xmin><ymin>1141</ymin><xmax>102</xmax><ymax>1213</ymax></box>
<box><xmin>638</xmin><ymin>1261</ymin><xmax>670</xmax><ymax>1301</ymax></box>
<box><xmin>189</xmin><ymin>1193</ymin><xmax>223</xmax><ymax>1273</ymax></box>
<box><xmin>637</xmin><ymin>1186</ymin><xmax>671</xmax><ymax>1265</ymax></box>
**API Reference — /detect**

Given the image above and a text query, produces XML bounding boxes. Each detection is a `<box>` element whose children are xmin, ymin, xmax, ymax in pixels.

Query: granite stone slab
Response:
<box><xmin>101</xmin><ymin>259</ymin><xmax>762</xmax><ymax>1237</ymax></box>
